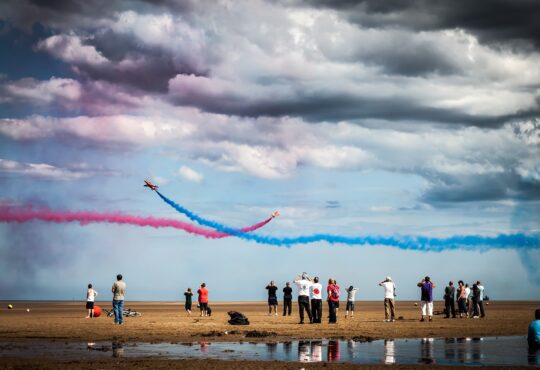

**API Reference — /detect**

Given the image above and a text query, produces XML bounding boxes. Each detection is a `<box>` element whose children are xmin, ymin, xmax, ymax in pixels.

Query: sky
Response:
<box><xmin>0</xmin><ymin>0</ymin><xmax>539</xmax><ymax>301</ymax></box>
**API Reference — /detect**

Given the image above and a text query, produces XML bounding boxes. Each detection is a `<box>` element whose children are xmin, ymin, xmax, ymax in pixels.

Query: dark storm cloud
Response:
<box><xmin>1</xmin><ymin>0</ymin><xmax>196</xmax><ymax>30</ymax></box>
<box><xmin>421</xmin><ymin>172</ymin><xmax>540</xmax><ymax>204</ymax></box>
<box><xmin>289</xmin><ymin>0</ymin><xmax>540</xmax><ymax>50</ymax></box>
<box><xmin>170</xmin><ymin>88</ymin><xmax>539</xmax><ymax>127</ymax></box>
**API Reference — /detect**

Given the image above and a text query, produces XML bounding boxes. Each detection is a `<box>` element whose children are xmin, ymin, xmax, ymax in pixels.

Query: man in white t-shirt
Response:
<box><xmin>379</xmin><ymin>276</ymin><xmax>396</xmax><ymax>322</ymax></box>
<box><xmin>310</xmin><ymin>277</ymin><xmax>323</xmax><ymax>324</ymax></box>
<box><xmin>476</xmin><ymin>281</ymin><xmax>486</xmax><ymax>318</ymax></box>
<box><xmin>294</xmin><ymin>272</ymin><xmax>313</xmax><ymax>324</ymax></box>
<box><xmin>465</xmin><ymin>284</ymin><xmax>472</xmax><ymax>317</ymax></box>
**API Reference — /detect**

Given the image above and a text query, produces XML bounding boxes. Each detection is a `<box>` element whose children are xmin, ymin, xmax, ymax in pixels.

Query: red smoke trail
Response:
<box><xmin>0</xmin><ymin>208</ymin><xmax>274</xmax><ymax>238</ymax></box>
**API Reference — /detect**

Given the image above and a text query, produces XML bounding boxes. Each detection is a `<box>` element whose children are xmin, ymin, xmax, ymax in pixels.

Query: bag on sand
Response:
<box><xmin>227</xmin><ymin>311</ymin><xmax>250</xmax><ymax>325</ymax></box>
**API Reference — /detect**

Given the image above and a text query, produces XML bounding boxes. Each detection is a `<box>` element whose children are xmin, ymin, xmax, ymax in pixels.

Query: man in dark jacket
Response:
<box><xmin>444</xmin><ymin>281</ymin><xmax>456</xmax><ymax>318</ymax></box>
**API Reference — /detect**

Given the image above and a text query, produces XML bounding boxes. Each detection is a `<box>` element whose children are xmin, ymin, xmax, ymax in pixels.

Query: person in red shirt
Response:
<box><xmin>197</xmin><ymin>283</ymin><xmax>209</xmax><ymax>317</ymax></box>
<box><xmin>327</xmin><ymin>278</ymin><xmax>340</xmax><ymax>324</ymax></box>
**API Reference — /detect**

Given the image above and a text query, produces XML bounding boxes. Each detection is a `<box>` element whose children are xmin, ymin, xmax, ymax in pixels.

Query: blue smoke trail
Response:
<box><xmin>156</xmin><ymin>191</ymin><xmax>540</xmax><ymax>251</ymax></box>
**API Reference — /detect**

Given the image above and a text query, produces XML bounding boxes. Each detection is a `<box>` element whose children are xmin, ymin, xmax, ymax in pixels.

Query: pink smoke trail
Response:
<box><xmin>0</xmin><ymin>207</ymin><xmax>274</xmax><ymax>238</ymax></box>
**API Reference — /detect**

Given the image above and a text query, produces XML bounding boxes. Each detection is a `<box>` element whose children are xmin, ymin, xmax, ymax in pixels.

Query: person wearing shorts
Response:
<box><xmin>184</xmin><ymin>288</ymin><xmax>193</xmax><ymax>316</ymax></box>
<box><xmin>197</xmin><ymin>283</ymin><xmax>209</xmax><ymax>317</ymax></box>
<box><xmin>86</xmin><ymin>283</ymin><xmax>98</xmax><ymax>318</ymax></box>
<box><xmin>345</xmin><ymin>286</ymin><xmax>358</xmax><ymax>318</ymax></box>
<box><xmin>266</xmin><ymin>281</ymin><xmax>278</xmax><ymax>316</ymax></box>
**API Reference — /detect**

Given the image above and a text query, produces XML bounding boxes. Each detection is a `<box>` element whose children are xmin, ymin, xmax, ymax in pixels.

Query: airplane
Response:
<box><xmin>143</xmin><ymin>179</ymin><xmax>158</xmax><ymax>191</ymax></box>
<box><xmin>271</xmin><ymin>211</ymin><xmax>280</xmax><ymax>218</ymax></box>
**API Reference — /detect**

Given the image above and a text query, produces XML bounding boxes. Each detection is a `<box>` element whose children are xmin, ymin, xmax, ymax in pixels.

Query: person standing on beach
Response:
<box><xmin>345</xmin><ymin>286</ymin><xmax>358</xmax><ymax>318</ymax></box>
<box><xmin>417</xmin><ymin>276</ymin><xmax>435</xmax><ymax>322</ymax></box>
<box><xmin>184</xmin><ymin>288</ymin><xmax>193</xmax><ymax>316</ymax></box>
<box><xmin>327</xmin><ymin>278</ymin><xmax>340</xmax><ymax>324</ymax></box>
<box><xmin>283</xmin><ymin>282</ymin><xmax>293</xmax><ymax>316</ymax></box>
<box><xmin>310</xmin><ymin>277</ymin><xmax>323</xmax><ymax>323</ymax></box>
<box><xmin>471</xmin><ymin>283</ymin><xmax>480</xmax><ymax>318</ymax></box>
<box><xmin>528</xmin><ymin>309</ymin><xmax>540</xmax><ymax>349</ymax></box>
<box><xmin>197</xmin><ymin>283</ymin><xmax>209</xmax><ymax>317</ymax></box>
<box><xmin>379</xmin><ymin>277</ymin><xmax>396</xmax><ymax>322</ymax></box>
<box><xmin>111</xmin><ymin>274</ymin><xmax>126</xmax><ymax>325</ymax></box>
<box><xmin>457</xmin><ymin>280</ymin><xmax>467</xmax><ymax>318</ymax></box>
<box><xmin>465</xmin><ymin>283</ymin><xmax>472</xmax><ymax>318</ymax></box>
<box><xmin>294</xmin><ymin>273</ymin><xmax>312</xmax><ymax>324</ymax></box>
<box><xmin>85</xmin><ymin>283</ymin><xmax>98</xmax><ymax>318</ymax></box>
<box><xmin>444</xmin><ymin>281</ymin><xmax>456</xmax><ymax>318</ymax></box>
<box><xmin>266</xmin><ymin>281</ymin><xmax>278</xmax><ymax>316</ymax></box>
<box><xmin>333</xmin><ymin>279</ymin><xmax>340</xmax><ymax>316</ymax></box>
<box><xmin>476</xmin><ymin>281</ymin><xmax>486</xmax><ymax>318</ymax></box>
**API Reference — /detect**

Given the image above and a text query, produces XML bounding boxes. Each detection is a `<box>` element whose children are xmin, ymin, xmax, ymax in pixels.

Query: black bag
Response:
<box><xmin>207</xmin><ymin>305</ymin><xmax>212</xmax><ymax>316</ymax></box>
<box><xmin>227</xmin><ymin>310</ymin><xmax>249</xmax><ymax>325</ymax></box>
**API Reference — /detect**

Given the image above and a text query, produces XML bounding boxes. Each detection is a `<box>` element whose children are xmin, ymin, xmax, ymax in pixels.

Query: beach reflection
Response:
<box><xmin>419</xmin><ymin>338</ymin><xmax>434</xmax><ymax>364</ymax></box>
<box><xmin>298</xmin><ymin>340</ymin><xmax>311</xmax><ymax>362</ymax></box>
<box><xmin>383</xmin><ymin>339</ymin><xmax>395</xmax><ymax>364</ymax></box>
<box><xmin>311</xmin><ymin>340</ymin><xmax>322</xmax><ymax>362</ymax></box>
<box><xmin>297</xmin><ymin>340</ymin><xmax>322</xmax><ymax>362</ymax></box>
<box><xmin>528</xmin><ymin>346</ymin><xmax>539</xmax><ymax>366</ymax></box>
<box><xmin>327</xmin><ymin>340</ymin><xmax>340</xmax><ymax>362</ymax></box>
<box><xmin>112</xmin><ymin>342</ymin><xmax>124</xmax><ymax>358</ymax></box>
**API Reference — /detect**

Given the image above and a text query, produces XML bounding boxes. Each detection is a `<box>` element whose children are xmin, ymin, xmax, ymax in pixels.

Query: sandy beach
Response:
<box><xmin>0</xmin><ymin>300</ymin><xmax>537</xmax><ymax>369</ymax></box>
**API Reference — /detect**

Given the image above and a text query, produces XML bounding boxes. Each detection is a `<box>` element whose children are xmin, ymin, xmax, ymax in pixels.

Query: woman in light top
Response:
<box><xmin>345</xmin><ymin>285</ymin><xmax>359</xmax><ymax>318</ymax></box>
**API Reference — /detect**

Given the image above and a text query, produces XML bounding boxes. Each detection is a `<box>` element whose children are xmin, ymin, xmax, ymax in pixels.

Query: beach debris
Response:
<box><xmin>244</xmin><ymin>330</ymin><xmax>276</xmax><ymax>338</ymax></box>
<box><xmin>352</xmin><ymin>336</ymin><xmax>375</xmax><ymax>343</ymax></box>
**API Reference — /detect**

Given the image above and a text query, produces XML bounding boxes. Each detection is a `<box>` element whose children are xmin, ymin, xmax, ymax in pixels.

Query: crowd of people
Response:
<box><xmin>263</xmin><ymin>273</ymin><xmax>363</xmax><ymax>324</ymax></box>
<box><xmin>259</xmin><ymin>274</ymin><xmax>493</xmax><ymax>324</ymax></box>
<box><xmin>83</xmin><ymin>273</ymin><xmax>540</xmax><ymax>351</ymax></box>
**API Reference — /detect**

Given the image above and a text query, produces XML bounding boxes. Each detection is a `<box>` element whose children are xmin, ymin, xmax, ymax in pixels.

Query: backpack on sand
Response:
<box><xmin>227</xmin><ymin>311</ymin><xmax>250</xmax><ymax>325</ymax></box>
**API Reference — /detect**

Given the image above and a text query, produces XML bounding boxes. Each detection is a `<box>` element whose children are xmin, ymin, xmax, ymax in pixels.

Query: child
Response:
<box><xmin>184</xmin><ymin>288</ymin><xmax>193</xmax><ymax>316</ymax></box>
<box><xmin>345</xmin><ymin>285</ymin><xmax>358</xmax><ymax>318</ymax></box>
<box><xmin>86</xmin><ymin>283</ymin><xmax>98</xmax><ymax>318</ymax></box>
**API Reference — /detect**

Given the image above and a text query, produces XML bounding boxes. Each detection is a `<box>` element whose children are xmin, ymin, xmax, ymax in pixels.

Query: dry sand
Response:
<box><xmin>0</xmin><ymin>300</ymin><xmax>537</xmax><ymax>369</ymax></box>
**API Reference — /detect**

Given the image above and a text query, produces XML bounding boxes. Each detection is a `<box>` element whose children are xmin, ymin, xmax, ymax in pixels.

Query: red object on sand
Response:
<box><xmin>93</xmin><ymin>305</ymin><xmax>102</xmax><ymax>318</ymax></box>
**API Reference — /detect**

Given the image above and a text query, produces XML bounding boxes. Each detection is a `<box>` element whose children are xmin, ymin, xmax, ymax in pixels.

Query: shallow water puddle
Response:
<box><xmin>1</xmin><ymin>336</ymin><xmax>538</xmax><ymax>366</ymax></box>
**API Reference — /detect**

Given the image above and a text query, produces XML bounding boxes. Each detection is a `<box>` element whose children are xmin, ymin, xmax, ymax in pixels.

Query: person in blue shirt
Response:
<box><xmin>529</xmin><ymin>309</ymin><xmax>540</xmax><ymax>348</ymax></box>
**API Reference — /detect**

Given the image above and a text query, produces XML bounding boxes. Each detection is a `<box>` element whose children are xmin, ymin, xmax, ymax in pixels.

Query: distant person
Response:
<box><xmin>283</xmin><ymin>282</ymin><xmax>293</xmax><ymax>316</ymax></box>
<box><xmin>294</xmin><ymin>273</ymin><xmax>313</xmax><ymax>324</ymax></box>
<box><xmin>333</xmin><ymin>279</ymin><xmax>340</xmax><ymax>315</ymax></box>
<box><xmin>197</xmin><ymin>283</ymin><xmax>209</xmax><ymax>317</ymax></box>
<box><xmin>457</xmin><ymin>280</ymin><xmax>467</xmax><ymax>318</ymax></box>
<box><xmin>345</xmin><ymin>285</ymin><xmax>358</xmax><ymax>318</ymax></box>
<box><xmin>310</xmin><ymin>276</ymin><xmax>323</xmax><ymax>323</ymax></box>
<box><xmin>379</xmin><ymin>276</ymin><xmax>396</xmax><ymax>322</ymax></box>
<box><xmin>266</xmin><ymin>281</ymin><xmax>278</xmax><ymax>316</ymax></box>
<box><xmin>465</xmin><ymin>283</ymin><xmax>472</xmax><ymax>317</ymax></box>
<box><xmin>184</xmin><ymin>288</ymin><xmax>193</xmax><ymax>316</ymax></box>
<box><xmin>111</xmin><ymin>274</ymin><xmax>126</xmax><ymax>325</ymax></box>
<box><xmin>471</xmin><ymin>283</ymin><xmax>480</xmax><ymax>318</ymax></box>
<box><xmin>85</xmin><ymin>283</ymin><xmax>98</xmax><ymax>318</ymax></box>
<box><xmin>476</xmin><ymin>281</ymin><xmax>486</xmax><ymax>318</ymax></box>
<box><xmin>444</xmin><ymin>281</ymin><xmax>456</xmax><ymax>318</ymax></box>
<box><xmin>327</xmin><ymin>278</ymin><xmax>340</xmax><ymax>324</ymax></box>
<box><xmin>528</xmin><ymin>309</ymin><xmax>540</xmax><ymax>349</ymax></box>
<box><xmin>417</xmin><ymin>276</ymin><xmax>436</xmax><ymax>322</ymax></box>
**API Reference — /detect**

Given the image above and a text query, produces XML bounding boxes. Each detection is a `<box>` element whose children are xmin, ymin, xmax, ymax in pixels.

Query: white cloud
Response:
<box><xmin>0</xmin><ymin>158</ymin><xmax>104</xmax><ymax>181</ymax></box>
<box><xmin>177</xmin><ymin>165</ymin><xmax>203</xmax><ymax>183</ymax></box>
<box><xmin>4</xmin><ymin>77</ymin><xmax>82</xmax><ymax>106</ymax></box>
<box><xmin>1</xmin><ymin>113</ymin><xmax>536</xmax><ymax>191</ymax></box>
<box><xmin>37</xmin><ymin>34</ymin><xmax>109</xmax><ymax>66</ymax></box>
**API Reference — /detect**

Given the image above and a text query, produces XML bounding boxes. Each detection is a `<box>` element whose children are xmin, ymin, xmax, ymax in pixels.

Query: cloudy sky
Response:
<box><xmin>0</xmin><ymin>0</ymin><xmax>539</xmax><ymax>301</ymax></box>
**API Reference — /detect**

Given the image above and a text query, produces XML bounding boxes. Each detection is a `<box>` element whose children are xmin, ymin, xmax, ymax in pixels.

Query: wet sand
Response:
<box><xmin>0</xmin><ymin>300</ymin><xmax>537</xmax><ymax>369</ymax></box>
